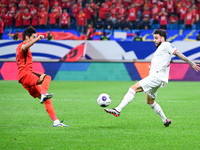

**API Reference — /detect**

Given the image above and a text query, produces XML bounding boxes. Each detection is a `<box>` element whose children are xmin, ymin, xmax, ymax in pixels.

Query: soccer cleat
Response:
<box><xmin>40</xmin><ymin>93</ymin><xmax>53</xmax><ymax>104</ymax></box>
<box><xmin>53</xmin><ymin>121</ymin><xmax>69</xmax><ymax>127</ymax></box>
<box><xmin>104</xmin><ymin>108</ymin><xmax>120</xmax><ymax>117</ymax></box>
<box><xmin>164</xmin><ymin>119</ymin><xmax>172</xmax><ymax>127</ymax></box>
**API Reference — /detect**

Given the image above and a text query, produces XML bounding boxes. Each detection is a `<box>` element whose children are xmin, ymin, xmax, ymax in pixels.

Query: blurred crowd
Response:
<box><xmin>0</xmin><ymin>0</ymin><xmax>200</xmax><ymax>37</ymax></box>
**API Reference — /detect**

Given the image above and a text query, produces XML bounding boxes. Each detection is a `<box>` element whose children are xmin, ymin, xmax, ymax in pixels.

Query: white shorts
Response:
<box><xmin>138</xmin><ymin>75</ymin><xmax>162</xmax><ymax>99</ymax></box>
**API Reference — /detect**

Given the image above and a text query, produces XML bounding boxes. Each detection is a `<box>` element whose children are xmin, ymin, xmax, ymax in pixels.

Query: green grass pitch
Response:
<box><xmin>0</xmin><ymin>80</ymin><xmax>200</xmax><ymax>150</ymax></box>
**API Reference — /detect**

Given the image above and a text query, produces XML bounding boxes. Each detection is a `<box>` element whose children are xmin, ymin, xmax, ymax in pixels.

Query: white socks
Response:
<box><xmin>149</xmin><ymin>102</ymin><xmax>167</xmax><ymax>123</ymax></box>
<box><xmin>115</xmin><ymin>88</ymin><xmax>167</xmax><ymax>123</ymax></box>
<box><xmin>115</xmin><ymin>88</ymin><xmax>136</xmax><ymax>112</ymax></box>
<box><xmin>54</xmin><ymin>119</ymin><xmax>60</xmax><ymax>124</ymax></box>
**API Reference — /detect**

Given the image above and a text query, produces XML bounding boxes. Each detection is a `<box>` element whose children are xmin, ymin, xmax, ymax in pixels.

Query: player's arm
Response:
<box><xmin>21</xmin><ymin>35</ymin><xmax>44</xmax><ymax>52</ymax></box>
<box><xmin>174</xmin><ymin>50</ymin><xmax>200</xmax><ymax>72</ymax></box>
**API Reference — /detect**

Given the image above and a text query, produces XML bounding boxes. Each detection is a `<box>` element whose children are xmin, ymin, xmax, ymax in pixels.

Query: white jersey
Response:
<box><xmin>149</xmin><ymin>42</ymin><xmax>177</xmax><ymax>86</ymax></box>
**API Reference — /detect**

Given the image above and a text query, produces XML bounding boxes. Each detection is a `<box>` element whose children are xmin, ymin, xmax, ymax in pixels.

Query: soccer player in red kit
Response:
<box><xmin>16</xmin><ymin>26</ymin><xmax>69</xmax><ymax>127</ymax></box>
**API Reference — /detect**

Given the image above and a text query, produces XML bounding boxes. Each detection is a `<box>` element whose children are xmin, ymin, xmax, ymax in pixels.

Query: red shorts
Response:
<box><xmin>19</xmin><ymin>71</ymin><xmax>43</xmax><ymax>98</ymax></box>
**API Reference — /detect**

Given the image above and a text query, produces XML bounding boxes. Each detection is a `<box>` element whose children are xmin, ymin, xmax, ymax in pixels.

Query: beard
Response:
<box><xmin>155</xmin><ymin>41</ymin><xmax>162</xmax><ymax>48</ymax></box>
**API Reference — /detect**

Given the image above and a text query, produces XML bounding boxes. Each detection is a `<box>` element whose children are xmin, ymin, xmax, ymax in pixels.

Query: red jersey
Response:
<box><xmin>54</xmin><ymin>6</ymin><xmax>62</xmax><ymax>16</ymax></box>
<box><xmin>152</xmin><ymin>6</ymin><xmax>160</xmax><ymax>21</ymax></box>
<box><xmin>167</xmin><ymin>1</ymin><xmax>174</xmax><ymax>13</ymax></box>
<box><xmin>61</xmin><ymin>12</ymin><xmax>70</xmax><ymax>25</ymax></box>
<box><xmin>9</xmin><ymin>6</ymin><xmax>17</xmax><ymax>14</ymax></box>
<box><xmin>185</xmin><ymin>12</ymin><xmax>193</xmax><ymax>25</ymax></box>
<box><xmin>0</xmin><ymin>7</ymin><xmax>7</xmax><ymax>14</ymax></box>
<box><xmin>142</xmin><ymin>10</ymin><xmax>151</xmax><ymax>20</ymax></box>
<box><xmin>0</xmin><ymin>12</ymin><xmax>6</xmax><ymax>20</ymax></box>
<box><xmin>51</xmin><ymin>1</ymin><xmax>61</xmax><ymax>8</ymax></box>
<box><xmin>169</xmin><ymin>15</ymin><xmax>178</xmax><ymax>24</ymax></box>
<box><xmin>104</xmin><ymin>1</ymin><xmax>111</xmax><ymax>9</ymax></box>
<box><xmin>160</xmin><ymin>14</ymin><xmax>167</xmax><ymax>25</ymax></box>
<box><xmin>180</xmin><ymin>7</ymin><xmax>187</xmax><ymax>20</ymax></box>
<box><xmin>191</xmin><ymin>8</ymin><xmax>198</xmax><ymax>22</ymax></box>
<box><xmin>110</xmin><ymin>7</ymin><xmax>118</xmax><ymax>19</ymax></box>
<box><xmin>29</xmin><ymin>7</ymin><xmax>37</xmax><ymax>15</ymax></box>
<box><xmin>39</xmin><ymin>12</ymin><xmax>48</xmax><ymax>25</ymax></box>
<box><xmin>83</xmin><ymin>7</ymin><xmax>91</xmax><ymax>20</ymax></box>
<box><xmin>61</xmin><ymin>1</ymin><xmax>70</xmax><ymax>9</ymax></box>
<box><xmin>134</xmin><ymin>0</ymin><xmax>143</xmax><ymax>12</ymax></box>
<box><xmin>123</xmin><ymin>0</ymin><xmax>132</xmax><ymax>8</ymax></box>
<box><xmin>115</xmin><ymin>2</ymin><xmax>121</xmax><ymax>12</ymax></box>
<box><xmin>19</xmin><ymin>7</ymin><xmax>25</xmax><ymax>13</ymax></box>
<box><xmin>18</xmin><ymin>0</ymin><xmax>27</xmax><ymax>8</ymax></box>
<box><xmin>71</xmin><ymin>7</ymin><xmax>79</xmax><ymax>18</ymax></box>
<box><xmin>4</xmin><ymin>12</ymin><xmax>14</xmax><ymax>26</ymax></box>
<box><xmin>157</xmin><ymin>1</ymin><xmax>164</xmax><ymax>12</ymax></box>
<box><xmin>77</xmin><ymin>13</ymin><xmax>86</xmax><ymax>26</ymax></box>
<box><xmin>16</xmin><ymin>42</ymin><xmax>33</xmax><ymax>81</ymax></box>
<box><xmin>99</xmin><ymin>7</ymin><xmax>108</xmax><ymax>20</ymax></box>
<box><xmin>15</xmin><ymin>12</ymin><xmax>23</xmax><ymax>27</ymax></box>
<box><xmin>128</xmin><ymin>8</ymin><xmax>136</xmax><ymax>21</ymax></box>
<box><xmin>185</xmin><ymin>1</ymin><xmax>191</xmax><ymax>9</ymax></box>
<box><xmin>88</xmin><ymin>3</ymin><xmax>96</xmax><ymax>16</ymax></box>
<box><xmin>22</xmin><ymin>13</ymin><xmax>31</xmax><ymax>26</ymax></box>
<box><xmin>176</xmin><ymin>1</ymin><xmax>182</xmax><ymax>14</ymax></box>
<box><xmin>118</xmin><ymin>8</ymin><xmax>127</xmax><ymax>21</ymax></box>
<box><xmin>32</xmin><ymin>14</ymin><xmax>39</xmax><ymax>26</ymax></box>
<box><xmin>48</xmin><ymin>12</ymin><xmax>58</xmax><ymax>24</ymax></box>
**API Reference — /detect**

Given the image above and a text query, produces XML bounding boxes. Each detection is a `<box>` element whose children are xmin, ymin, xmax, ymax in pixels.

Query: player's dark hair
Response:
<box><xmin>153</xmin><ymin>29</ymin><xmax>167</xmax><ymax>41</ymax></box>
<box><xmin>22</xmin><ymin>26</ymin><xmax>36</xmax><ymax>41</ymax></box>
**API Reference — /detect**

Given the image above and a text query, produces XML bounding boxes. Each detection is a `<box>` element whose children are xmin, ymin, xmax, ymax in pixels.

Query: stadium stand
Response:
<box><xmin>1</xmin><ymin>0</ymin><xmax>200</xmax><ymax>40</ymax></box>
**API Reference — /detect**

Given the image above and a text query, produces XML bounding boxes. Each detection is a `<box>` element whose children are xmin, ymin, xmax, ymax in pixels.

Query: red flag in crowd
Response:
<box><xmin>61</xmin><ymin>42</ymin><xmax>87</xmax><ymax>62</ymax></box>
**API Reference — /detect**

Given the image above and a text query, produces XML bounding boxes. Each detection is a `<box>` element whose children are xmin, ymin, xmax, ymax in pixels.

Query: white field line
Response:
<box><xmin>0</xmin><ymin>98</ymin><xmax>199</xmax><ymax>103</ymax></box>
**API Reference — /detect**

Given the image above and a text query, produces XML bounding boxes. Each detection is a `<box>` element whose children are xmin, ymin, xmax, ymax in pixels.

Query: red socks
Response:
<box><xmin>42</xmin><ymin>75</ymin><xmax>57</xmax><ymax>121</ymax></box>
<box><xmin>41</xmin><ymin>75</ymin><xmax>51</xmax><ymax>94</ymax></box>
<box><xmin>44</xmin><ymin>99</ymin><xmax>58</xmax><ymax>121</ymax></box>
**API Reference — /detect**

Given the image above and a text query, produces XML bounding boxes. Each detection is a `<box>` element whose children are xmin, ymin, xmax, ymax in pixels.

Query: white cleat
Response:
<box><xmin>40</xmin><ymin>93</ymin><xmax>53</xmax><ymax>104</ymax></box>
<box><xmin>53</xmin><ymin>121</ymin><xmax>69</xmax><ymax>127</ymax></box>
<box><xmin>104</xmin><ymin>108</ymin><xmax>120</xmax><ymax>117</ymax></box>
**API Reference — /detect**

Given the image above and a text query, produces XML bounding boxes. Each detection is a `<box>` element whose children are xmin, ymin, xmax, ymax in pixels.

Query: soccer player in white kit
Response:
<box><xmin>104</xmin><ymin>29</ymin><xmax>200</xmax><ymax>127</ymax></box>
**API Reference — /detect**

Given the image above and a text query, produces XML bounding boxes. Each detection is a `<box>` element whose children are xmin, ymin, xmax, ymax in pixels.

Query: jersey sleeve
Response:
<box><xmin>16</xmin><ymin>43</ymin><xmax>23</xmax><ymax>54</ymax></box>
<box><xmin>165</xmin><ymin>42</ymin><xmax>177</xmax><ymax>55</ymax></box>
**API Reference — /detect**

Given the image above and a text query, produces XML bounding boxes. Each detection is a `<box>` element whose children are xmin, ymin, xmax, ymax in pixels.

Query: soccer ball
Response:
<box><xmin>97</xmin><ymin>93</ymin><xmax>111</xmax><ymax>107</ymax></box>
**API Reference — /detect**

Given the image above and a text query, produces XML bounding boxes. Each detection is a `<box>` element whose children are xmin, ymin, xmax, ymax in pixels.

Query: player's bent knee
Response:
<box><xmin>130</xmin><ymin>82</ymin><xmax>143</xmax><ymax>93</ymax></box>
<box><xmin>38</xmin><ymin>74</ymin><xmax>51</xmax><ymax>84</ymax></box>
<box><xmin>146</xmin><ymin>96</ymin><xmax>155</xmax><ymax>105</ymax></box>
<box><xmin>44</xmin><ymin>75</ymin><xmax>51</xmax><ymax>81</ymax></box>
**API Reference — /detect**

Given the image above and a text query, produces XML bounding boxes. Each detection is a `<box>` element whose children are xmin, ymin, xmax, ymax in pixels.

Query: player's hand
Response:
<box><xmin>192</xmin><ymin>64</ymin><xmax>200</xmax><ymax>72</ymax></box>
<box><xmin>37</xmin><ymin>35</ymin><xmax>44</xmax><ymax>41</ymax></box>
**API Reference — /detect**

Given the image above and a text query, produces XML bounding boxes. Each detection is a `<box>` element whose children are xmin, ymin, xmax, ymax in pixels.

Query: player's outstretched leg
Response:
<box><xmin>104</xmin><ymin>88</ymin><xmax>136</xmax><ymax>117</ymax></box>
<box><xmin>44</xmin><ymin>99</ymin><xmax>69</xmax><ymax>127</ymax></box>
<box><xmin>104</xmin><ymin>108</ymin><xmax>120</xmax><ymax>117</ymax></box>
<box><xmin>164</xmin><ymin>119</ymin><xmax>172</xmax><ymax>127</ymax></box>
